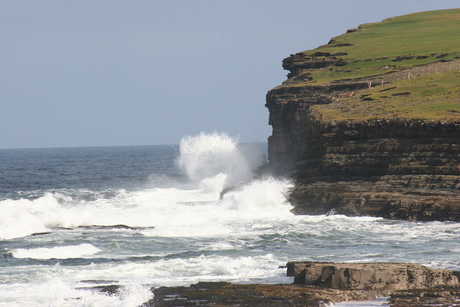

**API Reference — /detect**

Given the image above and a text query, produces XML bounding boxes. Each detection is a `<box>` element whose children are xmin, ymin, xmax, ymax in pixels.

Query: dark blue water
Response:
<box><xmin>0</xmin><ymin>145</ymin><xmax>180</xmax><ymax>197</ymax></box>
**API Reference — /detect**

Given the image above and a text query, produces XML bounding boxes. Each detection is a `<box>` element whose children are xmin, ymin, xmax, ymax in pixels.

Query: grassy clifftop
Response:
<box><xmin>285</xmin><ymin>9</ymin><xmax>460</xmax><ymax>122</ymax></box>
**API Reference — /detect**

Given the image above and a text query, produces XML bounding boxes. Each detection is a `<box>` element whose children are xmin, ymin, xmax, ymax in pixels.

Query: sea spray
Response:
<box><xmin>217</xmin><ymin>178</ymin><xmax>293</xmax><ymax>216</ymax></box>
<box><xmin>176</xmin><ymin>132</ymin><xmax>263</xmax><ymax>194</ymax></box>
<box><xmin>0</xmin><ymin>133</ymin><xmax>275</xmax><ymax>240</ymax></box>
<box><xmin>0</xmin><ymin>193</ymin><xmax>59</xmax><ymax>240</ymax></box>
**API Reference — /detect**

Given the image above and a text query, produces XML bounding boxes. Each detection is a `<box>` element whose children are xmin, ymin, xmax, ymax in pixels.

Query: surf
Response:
<box><xmin>0</xmin><ymin>132</ymin><xmax>288</xmax><ymax>240</ymax></box>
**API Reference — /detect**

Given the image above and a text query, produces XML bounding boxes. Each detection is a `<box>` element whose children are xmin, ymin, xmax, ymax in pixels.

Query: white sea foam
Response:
<box><xmin>0</xmin><ymin>133</ymin><xmax>274</xmax><ymax>240</ymax></box>
<box><xmin>0</xmin><ymin>278</ymin><xmax>153</xmax><ymax>307</ymax></box>
<box><xmin>12</xmin><ymin>243</ymin><xmax>101</xmax><ymax>259</ymax></box>
<box><xmin>129</xmin><ymin>253</ymin><xmax>289</xmax><ymax>286</ymax></box>
<box><xmin>139</xmin><ymin>178</ymin><xmax>293</xmax><ymax>238</ymax></box>
<box><xmin>0</xmin><ymin>176</ymin><xmax>292</xmax><ymax>240</ymax></box>
<box><xmin>0</xmin><ymin>193</ymin><xmax>61</xmax><ymax>240</ymax></box>
<box><xmin>176</xmin><ymin>132</ymin><xmax>263</xmax><ymax>192</ymax></box>
<box><xmin>0</xmin><ymin>135</ymin><xmax>290</xmax><ymax>241</ymax></box>
<box><xmin>217</xmin><ymin>178</ymin><xmax>293</xmax><ymax>215</ymax></box>
<box><xmin>0</xmin><ymin>252</ymin><xmax>283</xmax><ymax>306</ymax></box>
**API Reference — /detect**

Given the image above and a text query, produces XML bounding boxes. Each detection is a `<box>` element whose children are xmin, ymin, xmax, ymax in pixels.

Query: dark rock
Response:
<box><xmin>266</xmin><ymin>60</ymin><xmax>460</xmax><ymax>221</ymax></box>
<box><xmin>332</xmin><ymin>52</ymin><xmax>349</xmax><ymax>56</ymax></box>
<box><xmin>147</xmin><ymin>263</ymin><xmax>460</xmax><ymax>306</ymax></box>
<box><xmin>390</xmin><ymin>285</ymin><xmax>460</xmax><ymax>306</ymax></box>
<box><xmin>266</xmin><ymin>13</ymin><xmax>460</xmax><ymax>222</ymax></box>
<box><xmin>76</xmin><ymin>284</ymin><xmax>121</xmax><ymax>296</ymax></box>
<box><xmin>149</xmin><ymin>281</ymin><xmax>384</xmax><ymax>307</ymax></box>
<box><xmin>393</xmin><ymin>55</ymin><xmax>415</xmax><ymax>61</ymax></box>
<box><xmin>391</xmin><ymin>92</ymin><xmax>411</xmax><ymax>96</ymax></box>
<box><xmin>282</xmin><ymin>54</ymin><xmax>348</xmax><ymax>78</ymax></box>
<box><xmin>30</xmin><ymin>232</ymin><xmax>52</xmax><ymax>236</ymax></box>
<box><xmin>287</xmin><ymin>262</ymin><xmax>459</xmax><ymax>290</ymax></box>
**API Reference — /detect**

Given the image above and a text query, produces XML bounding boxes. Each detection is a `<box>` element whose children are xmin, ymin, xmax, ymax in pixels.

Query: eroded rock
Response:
<box><xmin>148</xmin><ymin>263</ymin><xmax>459</xmax><ymax>306</ymax></box>
<box><xmin>287</xmin><ymin>262</ymin><xmax>459</xmax><ymax>290</ymax></box>
<box><xmin>149</xmin><ymin>281</ymin><xmax>384</xmax><ymax>307</ymax></box>
<box><xmin>390</xmin><ymin>285</ymin><xmax>460</xmax><ymax>307</ymax></box>
<box><xmin>266</xmin><ymin>62</ymin><xmax>460</xmax><ymax>221</ymax></box>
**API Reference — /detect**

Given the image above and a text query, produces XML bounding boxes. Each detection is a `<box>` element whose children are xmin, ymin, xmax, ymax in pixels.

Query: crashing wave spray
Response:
<box><xmin>176</xmin><ymin>132</ymin><xmax>262</xmax><ymax>193</ymax></box>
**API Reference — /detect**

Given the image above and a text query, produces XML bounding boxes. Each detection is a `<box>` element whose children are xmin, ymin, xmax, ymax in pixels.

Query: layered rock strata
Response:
<box><xmin>149</xmin><ymin>282</ymin><xmax>384</xmax><ymax>307</ymax></box>
<box><xmin>148</xmin><ymin>262</ymin><xmax>460</xmax><ymax>306</ymax></box>
<box><xmin>390</xmin><ymin>286</ymin><xmax>460</xmax><ymax>306</ymax></box>
<box><xmin>287</xmin><ymin>262</ymin><xmax>459</xmax><ymax>290</ymax></box>
<box><xmin>266</xmin><ymin>55</ymin><xmax>460</xmax><ymax>221</ymax></box>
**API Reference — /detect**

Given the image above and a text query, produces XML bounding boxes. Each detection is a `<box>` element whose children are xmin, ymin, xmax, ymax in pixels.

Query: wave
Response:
<box><xmin>12</xmin><ymin>243</ymin><xmax>100</xmax><ymax>259</ymax></box>
<box><xmin>0</xmin><ymin>133</ymin><xmax>290</xmax><ymax>240</ymax></box>
<box><xmin>176</xmin><ymin>132</ymin><xmax>265</xmax><ymax>193</ymax></box>
<box><xmin>0</xmin><ymin>177</ymin><xmax>293</xmax><ymax>240</ymax></box>
<box><xmin>0</xmin><ymin>276</ymin><xmax>152</xmax><ymax>307</ymax></box>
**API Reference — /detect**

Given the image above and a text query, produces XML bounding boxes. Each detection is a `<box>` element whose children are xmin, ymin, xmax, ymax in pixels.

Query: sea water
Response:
<box><xmin>0</xmin><ymin>132</ymin><xmax>459</xmax><ymax>306</ymax></box>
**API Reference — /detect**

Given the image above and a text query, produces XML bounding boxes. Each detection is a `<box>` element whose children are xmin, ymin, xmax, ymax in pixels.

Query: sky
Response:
<box><xmin>1</xmin><ymin>1</ymin><xmax>459</xmax><ymax>149</ymax></box>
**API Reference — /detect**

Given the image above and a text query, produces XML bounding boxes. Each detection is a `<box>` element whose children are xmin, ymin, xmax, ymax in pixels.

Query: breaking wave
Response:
<box><xmin>0</xmin><ymin>132</ymin><xmax>290</xmax><ymax>240</ymax></box>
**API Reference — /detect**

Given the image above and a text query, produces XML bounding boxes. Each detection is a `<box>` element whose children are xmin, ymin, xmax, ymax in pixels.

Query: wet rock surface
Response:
<box><xmin>147</xmin><ymin>262</ymin><xmax>460</xmax><ymax>307</ymax></box>
<box><xmin>287</xmin><ymin>262</ymin><xmax>459</xmax><ymax>290</ymax></box>
<box><xmin>148</xmin><ymin>281</ymin><xmax>384</xmax><ymax>307</ymax></box>
<box><xmin>390</xmin><ymin>285</ymin><xmax>460</xmax><ymax>306</ymax></box>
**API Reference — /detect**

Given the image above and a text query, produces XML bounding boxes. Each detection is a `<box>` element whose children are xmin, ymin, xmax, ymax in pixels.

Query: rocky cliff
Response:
<box><xmin>266</xmin><ymin>9</ymin><xmax>460</xmax><ymax>221</ymax></box>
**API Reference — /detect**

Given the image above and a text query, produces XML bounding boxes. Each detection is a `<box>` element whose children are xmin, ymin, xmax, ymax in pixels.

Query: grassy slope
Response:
<box><xmin>315</xmin><ymin>69</ymin><xmax>460</xmax><ymax>121</ymax></box>
<box><xmin>295</xmin><ymin>9</ymin><xmax>460</xmax><ymax>122</ymax></box>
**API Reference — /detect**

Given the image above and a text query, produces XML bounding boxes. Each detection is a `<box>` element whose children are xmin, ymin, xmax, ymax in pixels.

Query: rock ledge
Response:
<box><xmin>148</xmin><ymin>262</ymin><xmax>460</xmax><ymax>307</ymax></box>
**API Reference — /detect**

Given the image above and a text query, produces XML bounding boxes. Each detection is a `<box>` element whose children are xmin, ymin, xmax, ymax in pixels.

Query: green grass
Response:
<box><xmin>312</xmin><ymin>69</ymin><xmax>460</xmax><ymax>121</ymax></box>
<box><xmin>293</xmin><ymin>8</ymin><xmax>460</xmax><ymax>84</ymax></box>
<box><xmin>285</xmin><ymin>8</ymin><xmax>460</xmax><ymax>122</ymax></box>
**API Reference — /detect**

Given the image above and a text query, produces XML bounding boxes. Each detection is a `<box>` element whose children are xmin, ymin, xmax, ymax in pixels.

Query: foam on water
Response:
<box><xmin>1</xmin><ymin>133</ymin><xmax>459</xmax><ymax>307</ymax></box>
<box><xmin>0</xmin><ymin>278</ymin><xmax>152</xmax><ymax>307</ymax></box>
<box><xmin>0</xmin><ymin>133</ymin><xmax>277</xmax><ymax>240</ymax></box>
<box><xmin>0</xmin><ymin>177</ymin><xmax>292</xmax><ymax>240</ymax></box>
<box><xmin>138</xmin><ymin>177</ymin><xmax>293</xmax><ymax>237</ymax></box>
<box><xmin>0</xmin><ymin>193</ymin><xmax>60</xmax><ymax>240</ymax></box>
<box><xmin>12</xmin><ymin>243</ymin><xmax>100</xmax><ymax>259</ymax></box>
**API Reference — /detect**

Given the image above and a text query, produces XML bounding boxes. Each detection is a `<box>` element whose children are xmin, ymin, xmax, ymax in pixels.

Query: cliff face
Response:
<box><xmin>266</xmin><ymin>10</ymin><xmax>460</xmax><ymax>221</ymax></box>
<box><xmin>267</xmin><ymin>83</ymin><xmax>460</xmax><ymax>221</ymax></box>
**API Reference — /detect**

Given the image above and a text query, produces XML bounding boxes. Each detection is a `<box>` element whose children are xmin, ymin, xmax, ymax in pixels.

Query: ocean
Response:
<box><xmin>1</xmin><ymin>132</ymin><xmax>459</xmax><ymax>306</ymax></box>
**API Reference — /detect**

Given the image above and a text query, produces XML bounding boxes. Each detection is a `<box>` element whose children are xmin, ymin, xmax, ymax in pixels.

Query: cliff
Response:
<box><xmin>266</xmin><ymin>9</ymin><xmax>460</xmax><ymax>221</ymax></box>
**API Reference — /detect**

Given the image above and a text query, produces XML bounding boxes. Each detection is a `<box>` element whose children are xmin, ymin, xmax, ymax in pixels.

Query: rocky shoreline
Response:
<box><xmin>138</xmin><ymin>11</ymin><xmax>460</xmax><ymax>306</ymax></box>
<box><xmin>86</xmin><ymin>262</ymin><xmax>460</xmax><ymax>306</ymax></box>
<box><xmin>142</xmin><ymin>262</ymin><xmax>460</xmax><ymax>306</ymax></box>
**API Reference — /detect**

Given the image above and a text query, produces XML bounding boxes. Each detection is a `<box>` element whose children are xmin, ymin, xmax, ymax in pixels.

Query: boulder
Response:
<box><xmin>287</xmin><ymin>262</ymin><xmax>459</xmax><ymax>290</ymax></box>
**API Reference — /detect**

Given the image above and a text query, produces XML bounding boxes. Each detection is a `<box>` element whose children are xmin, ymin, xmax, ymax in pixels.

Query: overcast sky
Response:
<box><xmin>1</xmin><ymin>1</ymin><xmax>459</xmax><ymax>148</ymax></box>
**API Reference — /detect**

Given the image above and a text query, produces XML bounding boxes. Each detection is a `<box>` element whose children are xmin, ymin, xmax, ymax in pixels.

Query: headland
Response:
<box><xmin>266</xmin><ymin>8</ymin><xmax>460</xmax><ymax>221</ymax></box>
